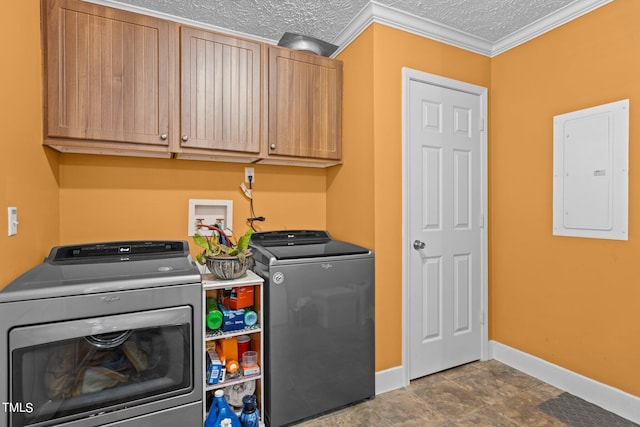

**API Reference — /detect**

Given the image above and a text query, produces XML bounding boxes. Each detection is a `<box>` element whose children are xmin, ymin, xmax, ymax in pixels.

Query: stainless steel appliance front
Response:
<box><xmin>0</xmin><ymin>241</ymin><xmax>203</xmax><ymax>427</ymax></box>
<box><xmin>251</xmin><ymin>231</ymin><xmax>375</xmax><ymax>427</ymax></box>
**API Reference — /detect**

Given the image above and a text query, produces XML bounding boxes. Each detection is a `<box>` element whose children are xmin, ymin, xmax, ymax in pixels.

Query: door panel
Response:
<box><xmin>454</xmin><ymin>149</ymin><xmax>472</xmax><ymax>229</ymax></box>
<box><xmin>408</xmin><ymin>79</ymin><xmax>482</xmax><ymax>379</ymax></box>
<box><xmin>180</xmin><ymin>27</ymin><xmax>261</xmax><ymax>153</ymax></box>
<box><xmin>421</xmin><ymin>256</ymin><xmax>442</xmax><ymax>342</ymax></box>
<box><xmin>453</xmin><ymin>253</ymin><xmax>472</xmax><ymax>334</ymax></box>
<box><xmin>45</xmin><ymin>0</ymin><xmax>171</xmax><ymax>145</ymax></box>
<box><xmin>422</xmin><ymin>147</ymin><xmax>442</xmax><ymax>230</ymax></box>
<box><xmin>268</xmin><ymin>47</ymin><xmax>342</xmax><ymax>160</ymax></box>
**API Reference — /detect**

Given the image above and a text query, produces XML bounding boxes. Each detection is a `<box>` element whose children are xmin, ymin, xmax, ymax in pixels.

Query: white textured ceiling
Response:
<box><xmin>96</xmin><ymin>0</ymin><xmax>610</xmax><ymax>55</ymax></box>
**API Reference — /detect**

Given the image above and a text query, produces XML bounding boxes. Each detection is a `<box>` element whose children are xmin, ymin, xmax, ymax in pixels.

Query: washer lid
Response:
<box><xmin>250</xmin><ymin>230</ymin><xmax>370</xmax><ymax>260</ymax></box>
<box><xmin>0</xmin><ymin>241</ymin><xmax>201</xmax><ymax>302</ymax></box>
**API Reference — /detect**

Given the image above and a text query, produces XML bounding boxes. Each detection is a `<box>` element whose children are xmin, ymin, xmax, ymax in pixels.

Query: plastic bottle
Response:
<box><xmin>243</xmin><ymin>308</ymin><xmax>257</xmax><ymax>326</ymax></box>
<box><xmin>239</xmin><ymin>394</ymin><xmax>260</xmax><ymax>427</ymax></box>
<box><xmin>206</xmin><ymin>298</ymin><xmax>223</xmax><ymax>331</ymax></box>
<box><xmin>204</xmin><ymin>394</ymin><xmax>218</xmax><ymax>427</ymax></box>
<box><xmin>212</xmin><ymin>389</ymin><xmax>241</xmax><ymax>427</ymax></box>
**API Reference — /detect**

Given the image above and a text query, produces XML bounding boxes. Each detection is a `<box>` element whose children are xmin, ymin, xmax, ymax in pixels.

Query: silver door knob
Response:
<box><xmin>182</xmin><ymin>135</ymin><xmax>189</xmax><ymax>142</ymax></box>
<box><xmin>413</xmin><ymin>240</ymin><xmax>425</xmax><ymax>250</ymax></box>
<box><xmin>160</xmin><ymin>133</ymin><xmax>168</xmax><ymax>140</ymax></box>
<box><xmin>270</xmin><ymin>144</ymin><xmax>276</xmax><ymax>149</ymax></box>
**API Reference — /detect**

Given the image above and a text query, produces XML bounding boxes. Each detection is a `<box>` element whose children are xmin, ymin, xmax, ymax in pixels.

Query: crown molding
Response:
<box><xmin>83</xmin><ymin>0</ymin><xmax>279</xmax><ymax>45</ymax></box>
<box><xmin>331</xmin><ymin>1</ymin><xmax>493</xmax><ymax>57</ymax></box>
<box><xmin>88</xmin><ymin>0</ymin><xmax>613</xmax><ymax>59</ymax></box>
<box><xmin>332</xmin><ymin>0</ymin><xmax>613</xmax><ymax>58</ymax></box>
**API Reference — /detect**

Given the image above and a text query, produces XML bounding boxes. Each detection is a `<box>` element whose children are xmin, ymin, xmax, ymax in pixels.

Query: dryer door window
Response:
<box><xmin>9</xmin><ymin>306</ymin><xmax>193</xmax><ymax>427</ymax></box>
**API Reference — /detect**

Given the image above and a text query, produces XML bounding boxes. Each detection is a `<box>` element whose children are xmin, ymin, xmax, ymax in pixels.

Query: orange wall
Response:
<box><xmin>0</xmin><ymin>0</ymin><xmax>326</xmax><ymax>286</ymax></box>
<box><xmin>5</xmin><ymin>0</ymin><xmax>638</xmax><ymax>397</ymax></box>
<box><xmin>327</xmin><ymin>26</ymin><xmax>379</xmax><ymax>365</ymax></box>
<box><xmin>59</xmin><ymin>155</ymin><xmax>327</xmax><ymax>253</ymax></box>
<box><xmin>0</xmin><ymin>1</ymin><xmax>60</xmax><ymax>287</ymax></box>
<box><xmin>332</xmin><ymin>24</ymin><xmax>491</xmax><ymax>371</ymax></box>
<box><xmin>491</xmin><ymin>0</ymin><xmax>640</xmax><ymax>396</ymax></box>
<box><xmin>328</xmin><ymin>28</ymin><xmax>375</xmax><ymax>250</ymax></box>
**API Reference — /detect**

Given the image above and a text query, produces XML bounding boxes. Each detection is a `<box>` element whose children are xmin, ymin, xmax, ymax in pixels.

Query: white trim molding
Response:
<box><xmin>375</xmin><ymin>365</ymin><xmax>407</xmax><ymax>395</ymax></box>
<box><xmin>87</xmin><ymin>0</ymin><xmax>612</xmax><ymax>58</ymax></box>
<box><xmin>332</xmin><ymin>0</ymin><xmax>613</xmax><ymax>58</ymax></box>
<box><xmin>491</xmin><ymin>341</ymin><xmax>640</xmax><ymax>424</ymax></box>
<box><xmin>332</xmin><ymin>1</ymin><xmax>492</xmax><ymax>57</ymax></box>
<box><xmin>84</xmin><ymin>0</ymin><xmax>279</xmax><ymax>45</ymax></box>
<box><xmin>376</xmin><ymin>342</ymin><xmax>640</xmax><ymax>424</ymax></box>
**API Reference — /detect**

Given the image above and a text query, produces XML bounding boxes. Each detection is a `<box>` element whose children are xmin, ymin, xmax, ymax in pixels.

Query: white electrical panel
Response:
<box><xmin>553</xmin><ymin>99</ymin><xmax>629</xmax><ymax>240</ymax></box>
<box><xmin>187</xmin><ymin>199</ymin><xmax>233</xmax><ymax>237</ymax></box>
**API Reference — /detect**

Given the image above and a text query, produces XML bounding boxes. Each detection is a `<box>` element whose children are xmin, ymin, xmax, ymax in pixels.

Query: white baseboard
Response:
<box><xmin>375</xmin><ymin>365</ymin><xmax>407</xmax><ymax>395</ymax></box>
<box><xmin>374</xmin><ymin>343</ymin><xmax>639</xmax><ymax>424</ymax></box>
<box><xmin>491</xmin><ymin>340</ymin><xmax>640</xmax><ymax>424</ymax></box>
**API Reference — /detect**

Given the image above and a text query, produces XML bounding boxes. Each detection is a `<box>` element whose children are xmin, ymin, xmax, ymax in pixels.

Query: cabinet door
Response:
<box><xmin>268</xmin><ymin>47</ymin><xmax>342</xmax><ymax>160</ymax></box>
<box><xmin>44</xmin><ymin>0</ymin><xmax>173</xmax><ymax>147</ymax></box>
<box><xmin>180</xmin><ymin>27</ymin><xmax>262</xmax><ymax>153</ymax></box>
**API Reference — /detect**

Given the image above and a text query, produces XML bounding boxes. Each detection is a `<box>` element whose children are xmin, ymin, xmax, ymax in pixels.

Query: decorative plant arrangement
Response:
<box><xmin>193</xmin><ymin>226</ymin><xmax>253</xmax><ymax>280</ymax></box>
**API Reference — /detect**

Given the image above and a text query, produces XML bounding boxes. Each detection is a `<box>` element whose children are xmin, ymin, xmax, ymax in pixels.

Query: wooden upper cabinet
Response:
<box><xmin>42</xmin><ymin>0</ymin><xmax>341</xmax><ymax>166</ymax></box>
<box><xmin>268</xmin><ymin>46</ymin><xmax>342</xmax><ymax>161</ymax></box>
<box><xmin>179</xmin><ymin>27</ymin><xmax>262</xmax><ymax>154</ymax></box>
<box><xmin>44</xmin><ymin>0</ymin><xmax>174</xmax><ymax>152</ymax></box>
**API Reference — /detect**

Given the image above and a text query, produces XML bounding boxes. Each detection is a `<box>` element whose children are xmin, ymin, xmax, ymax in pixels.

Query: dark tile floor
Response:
<box><xmin>295</xmin><ymin>360</ymin><xmax>568</xmax><ymax>426</ymax></box>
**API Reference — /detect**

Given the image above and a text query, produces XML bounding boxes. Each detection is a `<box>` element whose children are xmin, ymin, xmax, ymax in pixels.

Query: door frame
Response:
<box><xmin>401</xmin><ymin>67</ymin><xmax>489</xmax><ymax>385</ymax></box>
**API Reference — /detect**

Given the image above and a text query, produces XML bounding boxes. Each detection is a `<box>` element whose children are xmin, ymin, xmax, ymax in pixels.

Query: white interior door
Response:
<box><xmin>406</xmin><ymin>73</ymin><xmax>485</xmax><ymax>379</ymax></box>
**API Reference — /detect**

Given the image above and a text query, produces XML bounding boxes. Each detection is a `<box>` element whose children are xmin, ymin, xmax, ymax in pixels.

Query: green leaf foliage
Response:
<box><xmin>236</xmin><ymin>228</ymin><xmax>253</xmax><ymax>252</ymax></box>
<box><xmin>193</xmin><ymin>233</ymin><xmax>209</xmax><ymax>250</ymax></box>
<box><xmin>192</xmin><ymin>229</ymin><xmax>252</xmax><ymax>264</ymax></box>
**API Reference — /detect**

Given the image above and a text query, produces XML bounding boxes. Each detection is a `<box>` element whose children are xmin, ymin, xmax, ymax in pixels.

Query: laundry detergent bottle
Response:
<box><xmin>209</xmin><ymin>389</ymin><xmax>240</xmax><ymax>427</ymax></box>
<box><xmin>204</xmin><ymin>393</ymin><xmax>218</xmax><ymax>427</ymax></box>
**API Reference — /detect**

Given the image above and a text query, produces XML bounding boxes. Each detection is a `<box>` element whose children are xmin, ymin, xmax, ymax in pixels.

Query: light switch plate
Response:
<box><xmin>8</xmin><ymin>207</ymin><xmax>17</xmax><ymax>236</ymax></box>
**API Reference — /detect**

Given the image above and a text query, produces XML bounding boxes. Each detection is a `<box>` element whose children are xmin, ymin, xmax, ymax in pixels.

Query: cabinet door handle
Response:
<box><xmin>160</xmin><ymin>133</ymin><xmax>168</xmax><ymax>140</ymax></box>
<box><xmin>182</xmin><ymin>135</ymin><xmax>189</xmax><ymax>142</ymax></box>
<box><xmin>270</xmin><ymin>144</ymin><xmax>276</xmax><ymax>150</ymax></box>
